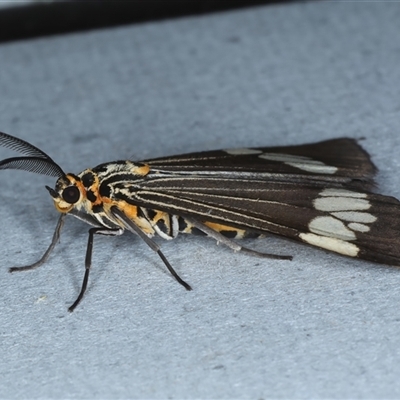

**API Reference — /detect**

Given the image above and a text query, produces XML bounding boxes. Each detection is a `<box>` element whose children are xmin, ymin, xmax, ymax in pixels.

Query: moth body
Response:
<box><xmin>1</xmin><ymin>131</ymin><xmax>399</xmax><ymax>311</ymax></box>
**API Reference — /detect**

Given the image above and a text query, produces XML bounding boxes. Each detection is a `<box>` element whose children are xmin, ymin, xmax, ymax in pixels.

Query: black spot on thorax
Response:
<box><xmin>86</xmin><ymin>190</ymin><xmax>97</xmax><ymax>203</ymax></box>
<box><xmin>81</xmin><ymin>172</ymin><xmax>95</xmax><ymax>188</ymax></box>
<box><xmin>99</xmin><ymin>183</ymin><xmax>111</xmax><ymax>198</ymax></box>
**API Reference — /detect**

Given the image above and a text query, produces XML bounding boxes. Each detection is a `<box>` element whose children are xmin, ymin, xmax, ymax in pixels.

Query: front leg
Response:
<box><xmin>68</xmin><ymin>227</ymin><xmax>123</xmax><ymax>312</ymax></box>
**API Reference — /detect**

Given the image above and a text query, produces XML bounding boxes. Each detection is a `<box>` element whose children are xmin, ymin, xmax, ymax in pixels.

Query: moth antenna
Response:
<box><xmin>0</xmin><ymin>156</ymin><xmax>65</xmax><ymax>177</ymax></box>
<box><xmin>0</xmin><ymin>132</ymin><xmax>65</xmax><ymax>177</ymax></box>
<box><xmin>0</xmin><ymin>131</ymin><xmax>55</xmax><ymax>159</ymax></box>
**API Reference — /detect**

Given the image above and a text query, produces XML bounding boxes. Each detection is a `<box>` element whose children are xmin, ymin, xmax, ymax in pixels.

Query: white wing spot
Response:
<box><xmin>259</xmin><ymin>153</ymin><xmax>310</xmax><ymax>162</ymax></box>
<box><xmin>287</xmin><ymin>162</ymin><xmax>337</xmax><ymax>174</ymax></box>
<box><xmin>309</xmin><ymin>216</ymin><xmax>356</xmax><ymax>241</ymax></box>
<box><xmin>310</xmin><ymin>190</ymin><xmax>377</xmax><ymax>245</ymax></box>
<box><xmin>319</xmin><ymin>189</ymin><xmax>367</xmax><ymax>198</ymax></box>
<box><xmin>299</xmin><ymin>233</ymin><xmax>359</xmax><ymax>257</ymax></box>
<box><xmin>259</xmin><ymin>153</ymin><xmax>338</xmax><ymax>174</ymax></box>
<box><xmin>348</xmin><ymin>222</ymin><xmax>370</xmax><ymax>233</ymax></box>
<box><xmin>224</xmin><ymin>148</ymin><xmax>263</xmax><ymax>155</ymax></box>
<box><xmin>314</xmin><ymin>197</ymin><xmax>371</xmax><ymax>212</ymax></box>
<box><xmin>331</xmin><ymin>211</ymin><xmax>377</xmax><ymax>224</ymax></box>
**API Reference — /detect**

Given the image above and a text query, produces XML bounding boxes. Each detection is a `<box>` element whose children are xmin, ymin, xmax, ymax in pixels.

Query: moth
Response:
<box><xmin>1</xmin><ymin>131</ymin><xmax>399</xmax><ymax>311</ymax></box>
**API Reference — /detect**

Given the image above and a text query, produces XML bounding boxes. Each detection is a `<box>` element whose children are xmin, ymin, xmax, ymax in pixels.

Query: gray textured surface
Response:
<box><xmin>1</xmin><ymin>2</ymin><xmax>400</xmax><ymax>399</ymax></box>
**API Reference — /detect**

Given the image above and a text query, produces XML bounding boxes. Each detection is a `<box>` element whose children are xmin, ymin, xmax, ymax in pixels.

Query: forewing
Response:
<box><xmin>145</xmin><ymin>138</ymin><xmax>376</xmax><ymax>190</ymax></box>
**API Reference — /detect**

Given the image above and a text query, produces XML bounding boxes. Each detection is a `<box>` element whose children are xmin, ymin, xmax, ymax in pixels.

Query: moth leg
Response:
<box><xmin>111</xmin><ymin>206</ymin><xmax>192</xmax><ymax>292</ymax></box>
<box><xmin>68</xmin><ymin>227</ymin><xmax>123</xmax><ymax>312</ymax></box>
<box><xmin>9</xmin><ymin>214</ymin><xmax>66</xmax><ymax>273</ymax></box>
<box><xmin>184</xmin><ymin>217</ymin><xmax>293</xmax><ymax>260</ymax></box>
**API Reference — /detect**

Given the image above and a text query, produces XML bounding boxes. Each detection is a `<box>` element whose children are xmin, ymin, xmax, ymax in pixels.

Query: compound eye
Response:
<box><xmin>62</xmin><ymin>186</ymin><xmax>80</xmax><ymax>204</ymax></box>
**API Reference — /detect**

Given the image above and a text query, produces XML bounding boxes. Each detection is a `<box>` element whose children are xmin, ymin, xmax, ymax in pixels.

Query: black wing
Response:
<box><xmin>111</xmin><ymin>138</ymin><xmax>400</xmax><ymax>266</ymax></box>
<box><xmin>144</xmin><ymin>138</ymin><xmax>376</xmax><ymax>191</ymax></box>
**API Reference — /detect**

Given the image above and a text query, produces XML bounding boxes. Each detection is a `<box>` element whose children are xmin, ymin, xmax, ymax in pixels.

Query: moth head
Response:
<box><xmin>0</xmin><ymin>131</ymin><xmax>80</xmax><ymax>212</ymax></box>
<box><xmin>46</xmin><ymin>174</ymin><xmax>83</xmax><ymax>213</ymax></box>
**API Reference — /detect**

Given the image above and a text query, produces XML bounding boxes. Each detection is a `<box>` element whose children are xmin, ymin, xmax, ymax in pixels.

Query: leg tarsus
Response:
<box><xmin>9</xmin><ymin>214</ymin><xmax>66</xmax><ymax>273</ymax></box>
<box><xmin>157</xmin><ymin>249</ymin><xmax>192</xmax><ymax>291</ymax></box>
<box><xmin>68</xmin><ymin>227</ymin><xmax>122</xmax><ymax>312</ymax></box>
<box><xmin>68</xmin><ymin>268</ymin><xmax>90</xmax><ymax>312</ymax></box>
<box><xmin>240</xmin><ymin>246</ymin><xmax>293</xmax><ymax>260</ymax></box>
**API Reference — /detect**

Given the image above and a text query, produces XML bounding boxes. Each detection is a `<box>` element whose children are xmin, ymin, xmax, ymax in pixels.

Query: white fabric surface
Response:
<box><xmin>1</xmin><ymin>2</ymin><xmax>400</xmax><ymax>398</ymax></box>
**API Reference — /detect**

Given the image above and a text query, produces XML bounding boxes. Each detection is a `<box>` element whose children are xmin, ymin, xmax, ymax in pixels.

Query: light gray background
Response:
<box><xmin>1</xmin><ymin>2</ymin><xmax>400</xmax><ymax>398</ymax></box>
